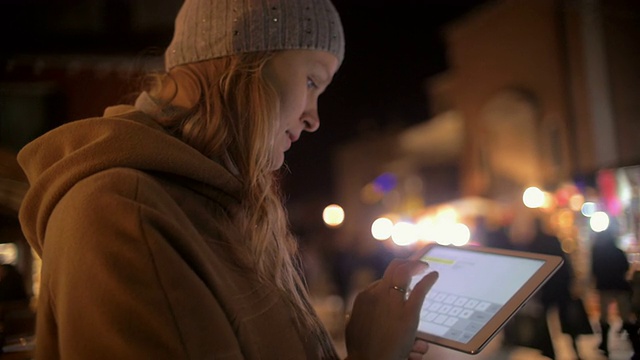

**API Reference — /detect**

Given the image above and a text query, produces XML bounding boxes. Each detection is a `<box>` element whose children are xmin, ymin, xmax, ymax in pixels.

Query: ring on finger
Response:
<box><xmin>390</xmin><ymin>285</ymin><xmax>407</xmax><ymax>294</ymax></box>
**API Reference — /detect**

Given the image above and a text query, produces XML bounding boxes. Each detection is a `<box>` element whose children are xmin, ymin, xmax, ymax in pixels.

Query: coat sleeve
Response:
<box><xmin>37</xmin><ymin>170</ymin><xmax>242</xmax><ymax>360</ymax></box>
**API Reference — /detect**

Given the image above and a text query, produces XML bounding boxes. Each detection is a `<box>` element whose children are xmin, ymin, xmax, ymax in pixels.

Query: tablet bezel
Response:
<box><xmin>409</xmin><ymin>243</ymin><xmax>564</xmax><ymax>354</ymax></box>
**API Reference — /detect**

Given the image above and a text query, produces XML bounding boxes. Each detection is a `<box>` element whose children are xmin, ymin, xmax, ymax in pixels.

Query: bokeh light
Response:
<box><xmin>0</xmin><ymin>243</ymin><xmax>18</xmax><ymax>264</ymax></box>
<box><xmin>568</xmin><ymin>193</ymin><xmax>585</xmax><ymax>212</ymax></box>
<box><xmin>371</xmin><ymin>217</ymin><xmax>394</xmax><ymax>240</ymax></box>
<box><xmin>450</xmin><ymin>223</ymin><xmax>471</xmax><ymax>246</ymax></box>
<box><xmin>391</xmin><ymin>221</ymin><xmax>418</xmax><ymax>246</ymax></box>
<box><xmin>589</xmin><ymin>211</ymin><xmax>609</xmax><ymax>232</ymax></box>
<box><xmin>557</xmin><ymin>209</ymin><xmax>574</xmax><ymax>228</ymax></box>
<box><xmin>581</xmin><ymin>202</ymin><xmax>597</xmax><ymax>217</ymax></box>
<box><xmin>322</xmin><ymin>204</ymin><xmax>345</xmax><ymax>227</ymax></box>
<box><xmin>435</xmin><ymin>207</ymin><xmax>458</xmax><ymax>224</ymax></box>
<box><xmin>360</xmin><ymin>183</ymin><xmax>384</xmax><ymax>204</ymax></box>
<box><xmin>373</xmin><ymin>172</ymin><xmax>397</xmax><ymax>193</ymax></box>
<box><xmin>416</xmin><ymin>216</ymin><xmax>436</xmax><ymax>243</ymax></box>
<box><xmin>523</xmin><ymin>186</ymin><xmax>545</xmax><ymax>208</ymax></box>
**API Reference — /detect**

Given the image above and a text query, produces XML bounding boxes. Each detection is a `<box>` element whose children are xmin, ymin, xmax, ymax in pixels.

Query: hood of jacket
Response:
<box><xmin>18</xmin><ymin>103</ymin><xmax>242</xmax><ymax>256</ymax></box>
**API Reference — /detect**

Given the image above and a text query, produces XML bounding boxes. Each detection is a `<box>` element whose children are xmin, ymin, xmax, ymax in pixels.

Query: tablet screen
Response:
<box><xmin>408</xmin><ymin>243</ymin><xmax>563</xmax><ymax>354</ymax></box>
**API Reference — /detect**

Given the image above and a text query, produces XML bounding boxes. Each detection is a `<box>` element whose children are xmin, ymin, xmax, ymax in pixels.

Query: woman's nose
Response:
<box><xmin>303</xmin><ymin>110</ymin><xmax>320</xmax><ymax>132</ymax></box>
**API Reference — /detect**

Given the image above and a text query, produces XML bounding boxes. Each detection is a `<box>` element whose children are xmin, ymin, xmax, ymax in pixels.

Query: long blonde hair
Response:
<box><xmin>146</xmin><ymin>52</ymin><xmax>336</xmax><ymax>357</ymax></box>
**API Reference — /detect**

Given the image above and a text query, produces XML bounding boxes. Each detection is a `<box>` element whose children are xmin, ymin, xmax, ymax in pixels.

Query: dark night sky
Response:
<box><xmin>282</xmin><ymin>0</ymin><xmax>489</xmax><ymax>204</ymax></box>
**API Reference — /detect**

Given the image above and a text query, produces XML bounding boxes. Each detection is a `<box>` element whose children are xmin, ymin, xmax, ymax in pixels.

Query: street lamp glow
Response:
<box><xmin>371</xmin><ymin>217</ymin><xmax>394</xmax><ymax>240</ymax></box>
<box><xmin>450</xmin><ymin>223</ymin><xmax>471</xmax><ymax>246</ymax></box>
<box><xmin>416</xmin><ymin>217</ymin><xmax>436</xmax><ymax>242</ymax></box>
<box><xmin>581</xmin><ymin>202</ymin><xmax>596</xmax><ymax>217</ymax></box>
<box><xmin>568</xmin><ymin>193</ymin><xmax>585</xmax><ymax>212</ymax></box>
<box><xmin>435</xmin><ymin>229</ymin><xmax>452</xmax><ymax>246</ymax></box>
<box><xmin>391</xmin><ymin>221</ymin><xmax>418</xmax><ymax>246</ymax></box>
<box><xmin>590</xmin><ymin>211</ymin><xmax>609</xmax><ymax>232</ymax></box>
<box><xmin>523</xmin><ymin>187</ymin><xmax>545</xmax><ymax>208</ymax></box>
<box><xmin>436</xmin><ymin>207</ymin><xmax>458</xmax><ymax>224</ymax></box>
<box><xmin>322</xmin><ymin>204</ymin><xmax>344</xmax><ymax>227</ymax></box>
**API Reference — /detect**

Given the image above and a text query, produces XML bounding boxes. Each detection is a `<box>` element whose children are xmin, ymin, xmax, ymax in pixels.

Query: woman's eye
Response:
<box><xmin>307</xmin><ymin>78</ymin><xmax>317</xmax><ymax>89</ymax></box>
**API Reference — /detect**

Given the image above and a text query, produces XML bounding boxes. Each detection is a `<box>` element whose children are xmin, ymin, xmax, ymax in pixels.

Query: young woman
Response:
<box><xmin>17</xmin><ymin>0</ymin><xmax>438</xmax><ymax>359</ymax></box>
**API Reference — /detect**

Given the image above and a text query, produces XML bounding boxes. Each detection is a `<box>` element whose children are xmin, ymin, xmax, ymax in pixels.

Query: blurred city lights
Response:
<box><xmin>450</xmin><ymin>223</ymin><xmax>471</xmax><ymax>246</ymax></box>
<box><xmin>391</xmin><ymin>221</ymin><xmax>418</xmax><ymax>246</ymax></box>
<box><xmin>416</xmin><ymin>216</ymin><xmax>436</xmax><ymax>242</ymax></box>
<box><xmin>435</xmin><ymin>207</ymin><xmax>458</xmax><ymax>224</ymax></box>
<box><xmin>373</xmin><ymin>172</ymin><xmax>397</xmax><ymax>193</ymax></box>
<box><xmin>589</xmin><ymin>211</ymin><xmax>609</xmax><ymax>232</ymax></box>
<box><xmin>371</xmin><ymin>217</ymin><xmax>394</xmax><ymax>240</ymax></box>
<box><xmin>322</xmin><ymin>204</ymin><xmax>344</xmax><ymax>227</ymax></box>
<box><xmin>542</xmin><ymin>192</ymin><xmax>556</xmax><ymax>210</ymax></box>
<box><xmin>568</xmin><ymin>193</ymin><xmax>585</xmax><ymax>212</ymax></box>
<box><xmin>360</xmin><ymin>183</ymin><xmax>383</xmax><ymax>204</ymax></box>
<box><xmin>581</xmin><ymin>202</ymin><xmax>597</xmax><ymax>217</ymax></box>
<box><xmin>523</xmin><ymin>186</ymin><xmax>545</xmax><ymax>208</ymax></box>
<box><xmin>0</xmin><ymin>243</ymin><xmax>18</xmax><ymax>264</ymax></box>
<box><xmin>555</xmin><ymin>187</ymin><xmax>570</xmax><ymax>207</ymax></box>
<box><xmin>557</xmin><ymin>209</ymin><xmax>574</xmax><ymax>228</ymax></box>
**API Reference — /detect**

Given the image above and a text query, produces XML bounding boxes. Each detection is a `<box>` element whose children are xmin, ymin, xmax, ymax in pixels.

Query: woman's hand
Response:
<box><xmin>345</xmin><ymin>259</ymin><xmax>439</xmax><ymax>360</ymax></box>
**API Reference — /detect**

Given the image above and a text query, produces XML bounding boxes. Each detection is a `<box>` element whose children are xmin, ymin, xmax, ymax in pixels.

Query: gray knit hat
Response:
<box><xmin>165</xmin><ymin>0</ymin><xmax>345</xmax><ymax>70</ymax></box>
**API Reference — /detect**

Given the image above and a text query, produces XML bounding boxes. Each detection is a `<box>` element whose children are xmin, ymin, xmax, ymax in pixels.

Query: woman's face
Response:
<box><xmin>262</xmin><ymin>50</ymin><xmax>339</xmax><ymax>170</ymax></box>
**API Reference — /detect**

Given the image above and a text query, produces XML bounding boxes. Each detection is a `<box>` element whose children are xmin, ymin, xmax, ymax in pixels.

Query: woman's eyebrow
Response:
<box><xmin>312</xmin><ymin>62</ymin><xmax>333</xmax><ymax>85</ymax></box>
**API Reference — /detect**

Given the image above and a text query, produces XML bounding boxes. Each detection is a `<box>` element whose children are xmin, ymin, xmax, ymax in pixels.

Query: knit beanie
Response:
<box><xmin>165</xmin><ymin>0</ymin><xmax>345</xmax><ymax>70</ymax></box>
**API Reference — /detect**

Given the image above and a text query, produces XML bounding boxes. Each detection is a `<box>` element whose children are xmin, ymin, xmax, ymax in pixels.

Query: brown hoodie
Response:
<box><xmin>18</xmin><ymin>103</ymin><xmax>332</xmax><ymax>359</ymax></box>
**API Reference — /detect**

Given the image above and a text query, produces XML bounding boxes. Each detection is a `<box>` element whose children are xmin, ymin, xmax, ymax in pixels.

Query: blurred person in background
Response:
<box><xmin>16</xmin><ymin>0</ymin><xmax>439</xmax><ymax>359</ymax></box>
<box><xmin>629</xmin><ymin>257</ymin><xmax>640</xmax><ymax>326</ymax></box>
<box><xmin>591</xmin><ymin>218</ymin><xmax>640</xmax><ymax>359</ymax></box>
<box><xmin>500</xmin><ymin>206</ymin><xmax>556</xmax><ymax>359</ymax></box>
<box><xmin>491</xmin><ymin>204</ymin><xmax>592</xmax><ymax>359</ymax></box>
<box><xmin>526</xmin><ymin>218</ymin><xmax>592</xmax><ymax>360</ymax></box>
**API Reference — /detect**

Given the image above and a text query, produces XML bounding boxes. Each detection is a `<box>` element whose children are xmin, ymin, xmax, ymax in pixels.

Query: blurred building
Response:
<box><xmin>331</xmin><ymin>0</ymin><xmax>640</xmax><ymax>264</ymax></box>
<box><xmin>440</xmin><ymin>0</ymin><xmax>640</xmax><ymax>198</ymax></box>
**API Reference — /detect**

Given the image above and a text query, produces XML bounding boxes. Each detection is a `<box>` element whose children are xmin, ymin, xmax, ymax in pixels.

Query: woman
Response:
<box><xmin>17</xmin><ymin>0</ymin><xmax>438</xmax><ymax>359</ymax></box>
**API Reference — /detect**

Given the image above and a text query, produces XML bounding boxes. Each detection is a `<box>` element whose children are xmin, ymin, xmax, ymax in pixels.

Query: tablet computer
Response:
<box><xmin>408</xmin><ymin>243</ymin><xmax>564</xmax><ymax>354</ymax></box>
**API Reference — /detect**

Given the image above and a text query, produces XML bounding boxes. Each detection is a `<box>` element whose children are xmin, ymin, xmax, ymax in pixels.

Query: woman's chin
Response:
<box><xmin>269</xmin><ymin>154</ymin><xmax>285</xmax><ymax>171</ymax></box>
